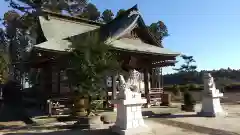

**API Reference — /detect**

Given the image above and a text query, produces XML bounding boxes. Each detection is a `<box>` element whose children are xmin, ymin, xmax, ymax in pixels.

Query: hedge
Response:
<box><xmin>164</xmin><ymin>84</ymin><xmax>240</xmax><ymax>92</ymax></box>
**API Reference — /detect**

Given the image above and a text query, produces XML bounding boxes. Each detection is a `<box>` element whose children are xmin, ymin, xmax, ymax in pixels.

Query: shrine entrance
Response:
<box><xmin>28</xmin><ymin>5</ymin><xmax>180</xmax><ymax>113</ymax></box>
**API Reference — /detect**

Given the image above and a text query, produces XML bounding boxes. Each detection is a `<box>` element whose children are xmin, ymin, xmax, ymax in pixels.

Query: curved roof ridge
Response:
<box><xmin>39</xmin><ymin>5</ymin><xmax>163</xmax><ymax>47</ymax></box>
<box><xmin>100</xmin><ymin>4</ymin><xmax>163</xmax><ymax>47</ymax></box>
<box><xmin>41</xmin><ymin>9</ymin><xmax>104</xmax><ymax>26</ymax></box>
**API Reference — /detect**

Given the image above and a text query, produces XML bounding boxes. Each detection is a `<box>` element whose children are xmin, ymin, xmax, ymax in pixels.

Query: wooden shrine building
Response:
<box><xmin>28</xmin><ymin>5</ymin><xmax>180</xmax><ymax>108</ymax></box>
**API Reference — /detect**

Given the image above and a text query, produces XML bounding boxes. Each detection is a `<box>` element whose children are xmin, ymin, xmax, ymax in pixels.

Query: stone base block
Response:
<box><xmin>73</xmin><ymin>123</ymin><xmax>104</xmax><ymax>129</ymax></box>
<box><xmin>144</xmin><ymin>104</ymin><xmax>151</xmax><ymax>108</ymax></box>
<box><xmin>197</xmin><ymin>111</ymin><xmax>228</xmax><ymax>117</ymax></box>
<box><xmin>113</xmin><ymin>107</ymin><xmax>117</xmax><ymax>112</ymax></box>
<box><xmin>73</xmin><ymin>116</ymin><xmax>103</xmax><ymax>129</ymax></box>
<box><xmin>110</xmin><ymin>125</ymin><xmax>154</xmax><ymax>135</ymax></box>
<box><xmin>181</xmin><ymin>105</ymin><xmax>195</xmax><ymax>112</ymax></box>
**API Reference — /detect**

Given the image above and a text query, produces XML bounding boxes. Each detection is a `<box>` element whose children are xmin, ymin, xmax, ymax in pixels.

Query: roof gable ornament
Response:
<box><xmin>128</xmin><ymin>10</ymin><xmax>140</xmax><ymax>18</ymax></box>
<box><xmin>128</xmin><ymin>4</ymin><xmax>140</xmax><ymax>18</ymax></box>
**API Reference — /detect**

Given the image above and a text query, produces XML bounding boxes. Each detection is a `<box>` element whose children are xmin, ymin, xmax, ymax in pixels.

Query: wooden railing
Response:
<box><xmin>149</xmin><ymin>88</ymin><xmax>163</xmax><ymax>106</ymax></box>
<box><xmin>150</xmin><ymin>88</ymin><xmax>163</xmax><ymax>94</ymax></box>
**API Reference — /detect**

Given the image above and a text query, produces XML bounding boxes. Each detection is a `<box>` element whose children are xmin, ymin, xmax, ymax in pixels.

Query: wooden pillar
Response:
<box><xmin>40</xmin><ymin>63</ymin><xmax>52</xmax><ymax>113</ymax></box>
<box><xmin>152</xmin><ymin>68</ymin><xmax>158</xmax><ymax>88</ymax></box>
<box><xmin>51</xmin><ymin>66</ymin><xmax>59</xmax><ymax>95</ymax></box>
<box><xmin>160</xmin><ymin>68</ymin><xmax>163</xmax><ymax>88</ymax></box>
<box><xmin>57</xmin><ymin>71</ymin><xmax>61</xmax><ymax>94</ymax></box>
<box><xmin>144</xmin><ymin>68</ymin><xmax>150</xmax><ymax>107</ymax></box>
<box><xmin>156</xmin><ymin>68</ymin><xmax>162</xmax><ymax>88</ymax></box>
<box><xmin>157</xmin><ymin>68</ymin><xmax>160</xmax><ymax>88</ymax></box>
<box><xmin>150</xmin><ymin>69</ymin><xmax>154</xmax><ymax>88</ymax></box>
<box><xmin>112</xmin><ymin>75</ymin><xmax>117</xmax><ymax>112</ymax></box>
<box><xmin>41</xmin><ymin>64</ymin><xmax>52</xmax><ymax>98</ymax></box>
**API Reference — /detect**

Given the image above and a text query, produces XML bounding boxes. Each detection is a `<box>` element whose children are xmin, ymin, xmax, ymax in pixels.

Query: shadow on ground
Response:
<box><xmin>0</xmin><ymin>124</ymin><xmax>71</xmax><ymax>131</ymax></box>
<box><xmin>0</xmin><ymin>105</ymin><xmax>45</xmax><ymax>124</ymax></box>
<box><xmin>142</xmin><ymin>111</ymin><xmax>201</xmax><ymax>118</ymax></box>
<box><xmin>3</xmin><ymin>128</ymin><xmax>117</xmax><ymax>135</ymax></box>
<box><xmin>152</xmin><ymin>113</ymin><xmax>201</xmax><ymax>118</ymax></box>
<box><xmin>149</xmin><ymin>118</ymin><xmax>240</xmax><ymax>135</ymax></box>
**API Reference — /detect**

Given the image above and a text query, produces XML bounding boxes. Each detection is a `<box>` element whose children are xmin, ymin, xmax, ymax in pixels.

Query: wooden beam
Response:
<box><xmin>152</xmin><ymin>60</ymin><xmax>177</xmax><ymax>64</ymax></box>
<box><xmin>151</xmin><ymin>63</ymin><xmax>176</xmax><ymax>68</ymax></box>
<box><xmin>114</xmin><ymin>50</ymin><xmax>177</xmax><ymax>61</ymax></box>
<box><xmin>129</xmin><ymin>59</ymin><xmax>176</xmax><ymax>68</ymax></box>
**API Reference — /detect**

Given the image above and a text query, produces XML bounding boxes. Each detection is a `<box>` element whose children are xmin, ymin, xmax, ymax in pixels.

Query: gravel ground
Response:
<box><xmin>0</xmin><ymin>120</ymin><xmax>208</xmax><ymax>135</ymax></box>
<box><xmin>1</xmin><ymin>103</ymin><xmax>240</xmax><ymax>135</ymax></box>
<box><xmin>152</xmin><ymin>104</ymin><xmax>240</xmax><ymax>134</ymax></box>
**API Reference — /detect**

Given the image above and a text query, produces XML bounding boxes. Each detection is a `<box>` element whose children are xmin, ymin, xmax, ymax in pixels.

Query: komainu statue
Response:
<box><xmin>117</xmin><ymin>69</ymin><xmax>141</xmax><ymax>100</ymax></box>
<box><xmin>203</xmin><ymin>73</ymin><xmax>221</xmax><ymax>96</ymax></box>
<box><xmin>198</xmin><ymin>72</ymin><xmax>226</xmax><ymax>117</ymax></box>
<box><xmin>126</xmin><ymin>69</ymin><xmax>141</xmax><ymax>92</ymax></box>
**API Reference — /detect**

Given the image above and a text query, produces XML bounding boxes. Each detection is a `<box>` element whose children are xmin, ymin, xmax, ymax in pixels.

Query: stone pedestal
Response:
<box><xmin>198</xmin><ymin>92</ymin><xmax>227</xmax><ymax>117</ymax></box>
<box><xmin>113</xmin><ymin>104</ymin><xmax>117</xmax><ymax>112</ymax></box>
<box><xmin>198</xmin><ymin>73</ymin><xmax>227</xmax><ymax>117</ymax></box>
<box><xmin>73</xmin><ymin>116</ymin><xmax>103</xmax><ymax>129</ymax></box>
<box><xmin>110</xmin><ymin>98</ymin><xmax>152</xmax><ymax>135</ymax></box>
<box><xmin>161</xmin><ymin>93</ymin><xmax>171</xmax><ymax>106</ymax></box>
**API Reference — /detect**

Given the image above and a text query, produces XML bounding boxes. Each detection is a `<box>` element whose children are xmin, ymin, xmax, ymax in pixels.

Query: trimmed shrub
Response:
<box><xmin>172</xmin><ymin>84</ymin><xmax>181</xmax><ymax>96</ymax></box>
<box><xmin>183</xmin><ymin>90</ymin><xmax>196</xmax><ymax>106</ymax></box>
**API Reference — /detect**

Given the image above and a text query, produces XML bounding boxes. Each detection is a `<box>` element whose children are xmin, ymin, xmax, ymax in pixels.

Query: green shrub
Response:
<box><xmin>164</xmin><ymin>84</ymin><xmax>203</xmax><ymax>93</ymax></box>
<box><xmin>90</xmin><ymin>100</ymin><xmax>104</xmax><ymax>112</ymax></box>
<box><xmin>164</xmin><ymin>85</ymin><xmax>173</xmax><ymax>90</ymax></box>
<box><xmin>172</xmin><ymin>84</ymin><xmax>181</xmax><ymax>96</ymax></box>
<box><xmin>183</xmin><ymin>90</ymin><xmax>196</xmax><ymax>106</ymax></box>
<box><xmin>180</xmin><ymin>85</ymin><xmax>189</xmax><ymax>91</ymax></box>
<box><xmin>180</xmin><ymin>84</ymin><xmax>203</xmax><ymax>91</ymax></box>
<box><xmin>188</xmin><ymin>84</ymin><xmax>198</xmax><ymax>89</ymax></box>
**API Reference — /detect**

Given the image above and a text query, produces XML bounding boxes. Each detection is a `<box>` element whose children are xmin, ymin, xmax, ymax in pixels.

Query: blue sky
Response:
<box><xmin>1</xmin><ymin>0</ymin><xmax>240</xmax><ymax>74</ymax></box>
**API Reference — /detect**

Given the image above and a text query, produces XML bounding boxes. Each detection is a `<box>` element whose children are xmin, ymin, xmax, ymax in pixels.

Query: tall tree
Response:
<box><xmin>3</xmin><ymin>0</ymin><xmax>88</xmax><ymax>84</ymax></box>
<box><xmin>2</xmin><ymin>10</ymin><xmax>35</xmax><ymax>84</ymax></box>
<box><xmin>0</xmin><ymin>28</ymin><xmax>8</xmax><ymax>51</ymax></box>
<box><xmin>68</xmin><ymin>33</ymin><xmax>120</xmax><ymax>116</ymax></box>
<box><xmin>5</xmin><ymin>0</ymin><xmax>88</xmax><ymax>15</ymax></box>
<box><xmin>0</xmin><ymin>27</ymin><xmax>9</xmax><ymax>84</ymax></box>
<box><xmin>0</xmin><ymin>54</ymin><xmax>8</xmax><ymax>84</ymax></box>
<box><xmin>174</xmin><ymin>55</ymin><xmax>197</xmax><ymax>84</ymax></box>
<box><xmin>148</xmin><ymin>21</ymin><xmax>169</xmax><ymax>83</ymax></box>
<box><xmin>148</xmin><ymin>21</ymin><xmax>169</xmax><ymax>42</ymax></box>
<box><xmin>80</xmin><ymin>3</ymin><xmax>100</xmax><ymax>21</ymax></box>
<box><xmin>116</xmin><ymin>9</ymin><xmax>126</xmax><ymax>17</ymax></box>
<box><xmin>174</xmin><ymin>55</ymin><xmax>197</xmax><ymax>73</ymax></box>
<box><xmin>101</xmin><ymin>9</ymin><xmax>114</xmax><ymax>23</ymax></box>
